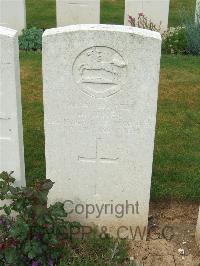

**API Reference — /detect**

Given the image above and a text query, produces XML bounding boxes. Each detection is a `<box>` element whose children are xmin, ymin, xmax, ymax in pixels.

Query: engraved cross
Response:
<box><xmin>78</xmin><ymin>138</ymin><xmax>119</xmax><ymax>164</ymax></box>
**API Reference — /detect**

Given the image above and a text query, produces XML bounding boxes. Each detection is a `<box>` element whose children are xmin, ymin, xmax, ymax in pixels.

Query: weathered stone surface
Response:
<box><xmin>0</xmin><ymin>26</ymin><xmax>25</xmax><ymax>187</ymax></box>
<box><xmin>56</xmin><ymin>0</ymin><xmax>100</xmax><ymax>27</ymax></box>
<box><xmin>43</xmin><ymin>24</ymin><xmax>161</xmax><ymax>239</ymax></box>
<box><xmin>124</xmin><ymin>0</ymin><xmax>170</xmax><ymax>33</ymax></box>
<box><xmin>0</xmin><ymin>0</ymin><xmax>26</xmax><ymax>34</ymax></box>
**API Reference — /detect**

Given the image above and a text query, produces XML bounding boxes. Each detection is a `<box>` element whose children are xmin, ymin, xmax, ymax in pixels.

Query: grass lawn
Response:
<box><xmin>26</xmin><ymin>0</ymin><xmax>56</xmax><ymax>29</ymax></box>
<box><xmin>152</xmin><ymin>55</ymin><xmax>200</xmax><ymax>200</ymax></box>
<box><xmin>26</xmin><ymin>0</ymin><xmax>196</xmax><ymax>28</ymax></box>
<box><xmin>20</xmin><ymin>52</ymin><xmax>45</xmax><ymax>185</ymax></box>
<box><xmin>22</xmin><ymin>0</ymin><xmax>200</xmax><ymax>200</ymax></box>
<box><xmin>169</xmin><ymin>0</ymin><xmax>196</xmax><ymax>27</ymax></box>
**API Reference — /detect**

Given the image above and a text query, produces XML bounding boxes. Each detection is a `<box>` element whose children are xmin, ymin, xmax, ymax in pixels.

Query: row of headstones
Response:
<box><xmin>56</xmin><ymin>0</ymin><xmax>170</xmax><ymax>32</ymax></box>
<box><xmin>0</xmin><ymin>0</ymin><xmax>170</xmax><ymax>33</ymax></box>
<box><xmin>1</xmin><ymin>0</ymin><xmax>199</xmax><ymax>35</ymax></box>
<box><xmin>0</xmin><ymin>23</ymin><xmax>200</xmax><ymax>241</ymax></box>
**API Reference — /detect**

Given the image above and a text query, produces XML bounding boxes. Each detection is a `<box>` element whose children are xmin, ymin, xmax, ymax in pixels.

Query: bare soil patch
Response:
<box><xmin>128</xmin><ymin>201</ymin><xmax>200</xmax><ymax>266</ymax></box>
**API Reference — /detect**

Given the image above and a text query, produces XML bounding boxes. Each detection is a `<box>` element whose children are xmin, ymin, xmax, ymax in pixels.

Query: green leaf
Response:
<box><xmin>25</xmin><ymin>240</ymin><xmax>43</xmax><ymax>259</ymax></box>
<box><xmin>10</xmin><ymin>218</ymin><xmax>29</xmax><ymax>240</ymax></box>
<box><xmin>3</xmin><ymin>205</ymin><xmax>11</xmax><ymax>215</ymax></box>
<box><xmin>4</xmin><ymin>248</ymin><xmax>18</xmax><ymax>264</ymax></box>
<box><xmin>49</xmin><ymin>202</ymin><xmax>68</xmax><ymax>218</ymax></box>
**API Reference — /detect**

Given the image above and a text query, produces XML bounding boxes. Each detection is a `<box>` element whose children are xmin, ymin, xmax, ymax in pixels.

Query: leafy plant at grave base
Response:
<box><xmin>128</xmin><ymin>12</ymin><xmax>162</xmax><ymax>32</ymax></box>
<box><xmin>0</xmin><ymin>172</ymin><xmax>129</xmax><ymax>265</ymax></box>
<box><xmin>19</xmin><ymin>27</ymin><xmax>43</xmax><ymax>51</ymax></box>
<box><xmin>162</xmin><ymin>26</ymin><xmax>188</xmax><ymax>55</ymax></box>
<box><xmin>0</xmin><ymin>171</ymin><xmax>80</xmax><ymax>265</ymax></box>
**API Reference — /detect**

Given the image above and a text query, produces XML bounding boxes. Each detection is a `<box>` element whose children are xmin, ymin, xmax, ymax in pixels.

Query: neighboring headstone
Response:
<box><xmin>196</xmin><ymin>0</ymin><xmax>200</xmax><ymax>22</ymax></box>
<box><xmin>124</xmin><ymin>0</ymin><xmax>170</xmax><ymax>33</ymax></box>
<box><xmin>43</xmin><ymin>24</ymin><xmax>161</xmax><ymax>239</ymax></box>
<box><xmin>0</xmin><ymin>26</ymin><xmax>25</xmax><ymax>187</ymax></box>
<box><xmin>0</xmin><ymin>0</ymin><xmax>26</xmax><ymax>34</ymax></box>
<box><xmin>196</xmin><ymin>207</ymin><xmax>200</xmax><ymax>246</ymax></box>
<box><xmin>56</xmin><ymin>0</ymin><xmax>100</xmax><ymax>27</ymax></box>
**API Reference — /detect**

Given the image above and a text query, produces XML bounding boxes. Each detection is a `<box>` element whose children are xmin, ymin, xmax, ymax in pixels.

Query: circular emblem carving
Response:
<box><xmin>73</xmin><ymin>46</ymin><xmax>127</xmax><ymax>98</ymax></box>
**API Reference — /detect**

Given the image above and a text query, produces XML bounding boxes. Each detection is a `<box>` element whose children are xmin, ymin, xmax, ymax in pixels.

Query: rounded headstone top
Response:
<box><xmin>0</xmin><ymin>26</ymin><xmax>17</xmax><ymax>37</ymax></box>
<box><xmin>43</xmin><ymin>24</ymin><xmax>161</xmax><ymax>41</ymax></box>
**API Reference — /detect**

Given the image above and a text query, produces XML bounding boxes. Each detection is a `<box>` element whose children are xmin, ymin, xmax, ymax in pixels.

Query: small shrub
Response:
<box><xmin>162</xmin><ymin>26</ymin><xmax>188</xmax><ymax>54</ymax></box>
<box><xmin>128</xmin><ymin>12</ymin><xmax>161</xmax><ymax>32</ymax></box>
<box><xmin>184</xmin><ymin>11</ymin><xmax>200</xmax><ymax>55</ymax></box>
<box><xmin>162</xmin><ymin>8</ymin><xmax>200</xmax><ymax>55</ymax></box>
<box><xmin>0</xmin><ymin>172</ymin><xmax>128</xmax><ymax>265</ymax></box>
<box><xmin>0</xmin><ymin>171</ymin><xmax>79</xmax><ymax>265</ymax></box>
<box><xmin>19</xmin><ymin>27</ymin><xmax>43</xmax><ymax>51</ymax></box>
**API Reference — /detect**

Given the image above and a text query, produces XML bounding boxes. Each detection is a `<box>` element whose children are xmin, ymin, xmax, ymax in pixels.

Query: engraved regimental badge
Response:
<box><xmin>73</xmin><ymin>46</ymin><xmax>127</xmax><ymax>98</ymax></box>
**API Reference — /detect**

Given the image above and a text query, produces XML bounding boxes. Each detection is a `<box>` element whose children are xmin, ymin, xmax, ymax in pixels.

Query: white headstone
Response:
<box><xmin>124</xmin><ymin>0</ymin><xmax>170</xmax><ymax>33</ymax></box>
<box><xmin>196</xmin><ymin>0</ymin><xmax>200</xmax><ymax>22</ymax></box>
<box><xmin>0</xmin><ymin>0</ymin><xmax>26</xmax><ymax>34</ymax></box>
<box><xmin>196</xmin><ymin>207</ymin><xmax>200</xmax><ymax>246</ymax></box>
<box><xmin>56</xmin><ymin>0</ymin><xmax>100</xmax><ymax>27</ymax></box>
<box><xmin>43</xmin><ymin>24</ymin><xmax>161</xmax><ymax>239</ymax></box>
<box><xmin>0</xmin><ymin>26</ymin><xmax>25</xmax><ymax>187</ymax></box>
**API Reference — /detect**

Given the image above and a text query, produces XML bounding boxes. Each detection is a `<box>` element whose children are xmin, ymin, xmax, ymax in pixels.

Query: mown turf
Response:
<box><xmin>26</xmin><ymin>0</ymin><xmax>56</xmax><ymax>29</ymax></box>
<box><xmin>169</xmin><ymin>0</ymin><xmax>196</xmax><ymax>27</ymax></box>
<box><xmin>20</xmin><ymin>52</ymin><xmax>45</xmax><ymax>184</ymax></box>
<box><xmin>101</xmin><ymin>0</ymin><xmax>125</xmax><ymax>25</ymax></box>
<box><xmin>152</xmin><ymin>55</ymin><xmax>200</xmax><ymax>200</ymax></box>
<box><xmin>20</xmin><ymin>51</ymin><xmax>200</xmax><ymax>200</ymax></box>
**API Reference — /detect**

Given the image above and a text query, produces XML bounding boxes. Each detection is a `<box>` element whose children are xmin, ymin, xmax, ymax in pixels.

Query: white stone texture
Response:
<box><xmin>0</xmin><ymin>0</ymin><xmax>26</xmax><ymax>34</ymax></box>
<box><xmin>124</xmin><ymin>0</ymin><xmax>170</xmax><ymax>33</ymax></box>
<box><xmin>56</xmin><ymin>0</ymin><xmax>100</xmax><ymax>27</ymax></box>
<box><xmin>43</xmin><ymin>24</ymin><xmax>161</xmax><ymax>239</ymax></box>
<box><xmin>0</xmin><ymin>26</ymin><xmax>25</xmax><ymax>187</ymax></box>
